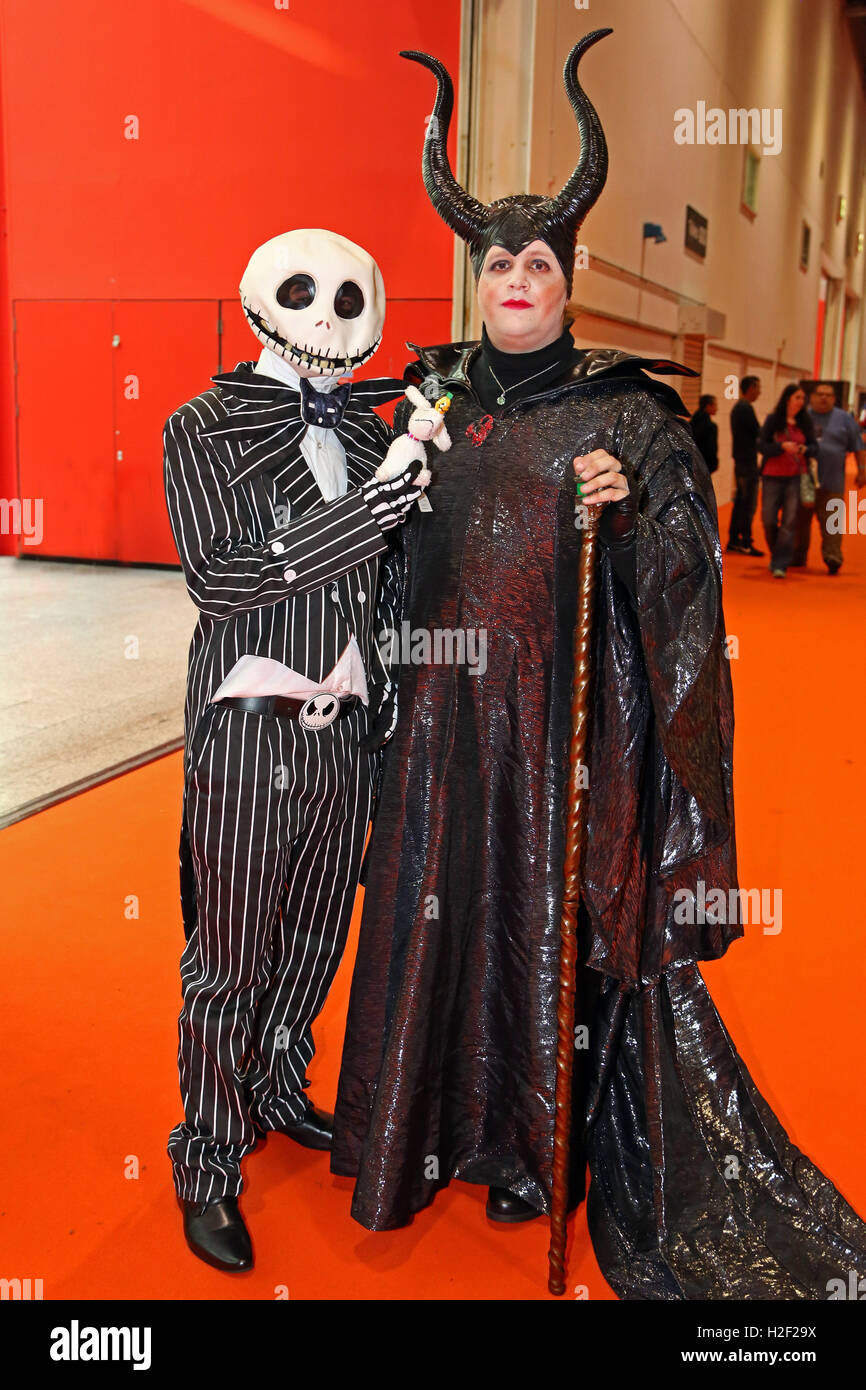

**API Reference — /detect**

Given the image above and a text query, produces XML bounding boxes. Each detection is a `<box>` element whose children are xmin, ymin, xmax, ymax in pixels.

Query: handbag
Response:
<box><xmin>781</xmin><ymin>423</ymin><xmax>816</xmax><ymax>505</ymax></box>
<box><xmin>800</xmin><ymin>463</ymin><xmax>817</xmax><ymax>507</ymax></box>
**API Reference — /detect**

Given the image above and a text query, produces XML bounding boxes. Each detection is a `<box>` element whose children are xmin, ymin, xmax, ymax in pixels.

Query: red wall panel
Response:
<box><xmin>0</xmin><ymin>0</ymin><xmax>461</xmax><ymax>300</ymax></box>
<box><xmin>375</xmin><ymin>300</ymin><xmax>454</xmax><ymax>381</ymax></box>
<box><xmin>0</xmin><ymin>0</ymin><xmax>461</xmax><ymax>563</ymax></box>
<box><xmin>15</xmin><ymin>301</ymin><xmax>116</xmax><ymax>559</ymax></box>
<box><xmin>1</xmin><ymin>2</ymin><xmax>461</xmax><ymax>564</ymax></box>
<box><xmin>0</xmin><ymin>43</ymin><xmax>12</xmax><ymax>554</ymax></box>
<box><xmin>115</xmin><ymin>301</ymin><xmax>219</xmax><ymax>564</ymax></box>
<box><xmin>219</xmin><ymin>299</ymin><xmax>255</xmax><ymax>376</ymax></box>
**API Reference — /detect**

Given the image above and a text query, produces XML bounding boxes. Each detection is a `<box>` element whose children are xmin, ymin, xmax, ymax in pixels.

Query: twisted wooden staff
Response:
<box><xmin>547</xmin><ymin>505</ymin><xmax>602</xmax><ymax>1296</ymax></box>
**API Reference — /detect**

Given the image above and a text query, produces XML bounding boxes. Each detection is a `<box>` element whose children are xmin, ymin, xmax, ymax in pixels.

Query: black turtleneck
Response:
<box><xmin>470</xmin><ymin>324</ymin><xmax>579</xmax><ymax>411</ymax></box>
<box><xmin>467</xmin><ymin>323</ymin><xmax>638</xmax><ymax>606</ymax></box>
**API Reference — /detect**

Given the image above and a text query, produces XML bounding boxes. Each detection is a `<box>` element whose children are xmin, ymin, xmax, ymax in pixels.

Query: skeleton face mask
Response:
<box><xmin>239</xmin><ymin>229</ymin><xmax>386</xmax><ymax>377</ymax></box>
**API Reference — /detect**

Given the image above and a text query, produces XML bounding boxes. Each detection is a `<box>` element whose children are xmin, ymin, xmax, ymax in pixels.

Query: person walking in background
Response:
<box><xmin>791</xmin><ymin>382</ymin><xmax>866</xmax><ymax>574</ymax></box>
<box><xmin>726</xmin><ymin>375</ymin><xmax>763</xmax><ymax>555</ymax></box>
<box><xmin>689</xmin><ymin>394</ymin><xmax>719</xmax><ymax>476</ymax></box>
<box><xmin>758</xmin><ymin>383</ymin><xmax>818</xmax><ymax>578</ymax></box>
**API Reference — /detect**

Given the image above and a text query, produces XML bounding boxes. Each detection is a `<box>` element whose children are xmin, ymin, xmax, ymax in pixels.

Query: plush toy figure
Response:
<box><xmin>373</xmin><ymin>384</ymin><xmax>453</xmax><ymax>490</ymax></box>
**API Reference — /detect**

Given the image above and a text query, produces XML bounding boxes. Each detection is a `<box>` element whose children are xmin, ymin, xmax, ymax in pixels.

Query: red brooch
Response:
<box><xmin>465</xmin><ymin>414</ymin><xmax>494</xmax><ymax>447</ymax></box>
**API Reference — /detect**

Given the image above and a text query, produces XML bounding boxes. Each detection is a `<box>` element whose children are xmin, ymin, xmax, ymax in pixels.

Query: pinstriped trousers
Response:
<box><xmin>167</xmin><ymin>701</ymin><xmax>373</xmax><ymax>1202</ymax></box>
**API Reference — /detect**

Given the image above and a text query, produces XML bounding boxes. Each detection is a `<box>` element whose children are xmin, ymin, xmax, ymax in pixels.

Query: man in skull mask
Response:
<box><xmin>163</xmin><ymin>228</ymin><xmax>425</xmax><ymax>1272</ymax></box>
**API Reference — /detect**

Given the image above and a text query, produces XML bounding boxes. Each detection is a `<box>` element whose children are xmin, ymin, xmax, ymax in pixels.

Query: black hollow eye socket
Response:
<box><xmin>276</xmin><ymin>274</ymin><xmax>316</xmax><ymax>310</ymax></box>
<box><xmin>334</xmin><ymin>281</ymin><xmax>364</xmax><ymax>319</ymax></box>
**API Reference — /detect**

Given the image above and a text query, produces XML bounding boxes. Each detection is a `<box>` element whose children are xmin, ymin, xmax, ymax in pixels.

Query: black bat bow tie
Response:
<box><xmin>298</xmin><ymin>375</ymin><xmax>352</xmax><ymax>429</ymax></box>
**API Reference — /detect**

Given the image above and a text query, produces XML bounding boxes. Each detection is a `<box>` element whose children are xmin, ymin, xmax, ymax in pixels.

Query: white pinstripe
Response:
<box><xmin>164</xmin><ymin>364</ymin><xmax>398</xmax><ymax>1202</ymax></box>
<box><xmin>169</xmin><ymin>708</ymin><xmax>373</xmax><ymax>1201</ymax></box>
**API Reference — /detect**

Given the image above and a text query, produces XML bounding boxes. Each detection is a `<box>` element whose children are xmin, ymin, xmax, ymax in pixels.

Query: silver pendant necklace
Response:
<box><xmin>487</xmin><ymin>356</ymin><xmax>564</xmax><ymax>406</ymax></box>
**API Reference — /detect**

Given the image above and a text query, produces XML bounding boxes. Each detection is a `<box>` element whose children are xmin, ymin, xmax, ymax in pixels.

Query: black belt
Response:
<box><xmin>217</xmin><ymin>694</ymin><xmax>359</xmax><ymax>721</ymax></box>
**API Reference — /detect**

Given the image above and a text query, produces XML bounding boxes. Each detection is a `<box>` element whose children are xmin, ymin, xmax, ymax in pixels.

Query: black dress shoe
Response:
<box><xmin>743</xmin><ymin>544</ymin><xmax>764</xmax><ymax>556</ymax></box>
<box><xmin>180</xmin><ymin>1196</ymin><xmax>253</xmax><ymax>1272</ymax></box>
<box><xmin>265</xmin><ymin>1102</ymin><xmax>334</xmax><ymax>1151</ymax></box>
<box><xmin>486</xmin><ymin>1186</ymin><xmax>542</xmax><ymax>1223</ymax></box>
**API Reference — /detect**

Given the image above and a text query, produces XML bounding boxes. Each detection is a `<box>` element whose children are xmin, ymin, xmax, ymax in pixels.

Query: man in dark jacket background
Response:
<box><xmin>689</xmin><ymin>393</ymin><xmax>719</xmax><ymax>476</ymax></box>
<box><xmin>727</xmin><ymin>376</ymin><xmax>764</xmax><ymax>555</ymax></box>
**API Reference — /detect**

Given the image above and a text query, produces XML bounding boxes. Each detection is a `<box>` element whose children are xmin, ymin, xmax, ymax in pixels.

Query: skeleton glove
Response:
<box><xmin>361</xmin><ymin>469</ymin><xmax>425</xmax><ymax>532</ymax></box>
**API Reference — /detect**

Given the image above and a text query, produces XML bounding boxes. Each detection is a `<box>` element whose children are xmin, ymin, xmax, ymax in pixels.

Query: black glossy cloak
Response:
<box><xmin>330</xmin><ymin>342</ymin><xmax>866</xmax><ymax>1299</ymax></box>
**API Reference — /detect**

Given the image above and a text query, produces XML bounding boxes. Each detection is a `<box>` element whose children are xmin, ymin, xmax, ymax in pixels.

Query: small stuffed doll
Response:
<box><xmin>374</xmin><ymin>384</ymin><xmax>453</xmax><ymax>491</ymax></box>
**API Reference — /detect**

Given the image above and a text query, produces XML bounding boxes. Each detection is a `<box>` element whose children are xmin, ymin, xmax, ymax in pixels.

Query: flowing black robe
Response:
<box><xmin>330</xmin><ymin>341</ymin><xmax>866</xmax><ymax>1299</ymax></box>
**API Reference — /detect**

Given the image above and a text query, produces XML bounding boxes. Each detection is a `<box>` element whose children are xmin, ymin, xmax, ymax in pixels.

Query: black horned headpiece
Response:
<box><xmin>400</xmin><ymin>28</ymin><xmax>612</xmax><ymax>295</ymax></box>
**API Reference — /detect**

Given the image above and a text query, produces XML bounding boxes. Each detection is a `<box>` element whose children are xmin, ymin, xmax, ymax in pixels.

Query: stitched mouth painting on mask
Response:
<box><xmin>238</xmin><ymin>228</ymin><xmax>386</xmax><ymax>376</ymax></box>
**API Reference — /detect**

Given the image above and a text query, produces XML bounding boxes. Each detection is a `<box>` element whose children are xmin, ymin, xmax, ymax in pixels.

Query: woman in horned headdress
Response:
<box><xmin>330</xmin><ymin>29</ymin><xmax>866</xmax><ymax>1297</ymax></box>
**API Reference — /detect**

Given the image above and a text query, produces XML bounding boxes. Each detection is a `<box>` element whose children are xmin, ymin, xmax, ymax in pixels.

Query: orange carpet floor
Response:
<box><xmin>2</xmin><ymin>490</ymin><xmax>865</xmax><ymax>1301</ymax></box>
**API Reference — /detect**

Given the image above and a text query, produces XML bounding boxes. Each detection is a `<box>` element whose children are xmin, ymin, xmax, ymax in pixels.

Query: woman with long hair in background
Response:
<box><xmin>758</xmin><ymin>383</ymin><xmax>818</xmax><ymax>578</ymax></box>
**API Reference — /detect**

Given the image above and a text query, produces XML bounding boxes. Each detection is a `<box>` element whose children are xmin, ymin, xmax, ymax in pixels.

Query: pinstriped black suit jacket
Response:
<box><xmin>163</xmin><ymin>362</ymin><xmax>402</xmax><ymax>774</ymax></box>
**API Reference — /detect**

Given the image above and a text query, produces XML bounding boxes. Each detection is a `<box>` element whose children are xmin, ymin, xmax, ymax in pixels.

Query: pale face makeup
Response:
<box><xmin>476</xmin><ymin>240</ymin><xmax>568</xmax><ymax>353</ymax></box>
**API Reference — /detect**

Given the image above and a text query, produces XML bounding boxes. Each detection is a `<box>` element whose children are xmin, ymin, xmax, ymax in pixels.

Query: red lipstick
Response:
<box><xmin>502</xmin><ymin>298</ymin><xmax>532</xmax><ymax>308</ymax></box>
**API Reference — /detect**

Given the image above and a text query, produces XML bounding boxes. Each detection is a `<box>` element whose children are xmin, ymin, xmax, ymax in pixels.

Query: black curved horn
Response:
<box><xmin>549</xmin><ymin>28</ymin><xmax>612</xmax><ymax>229</ymax></box>
<box><xmin>399</xmin><ymin>50</ymin><xmax>487</xmax><ymax>245</ymax></box>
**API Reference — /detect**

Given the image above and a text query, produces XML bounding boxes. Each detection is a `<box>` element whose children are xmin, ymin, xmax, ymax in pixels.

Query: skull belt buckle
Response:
<box><xmin>299</xmin><ymin>694</ymin><xmax>341</xmax><ymax>730</ymax></box>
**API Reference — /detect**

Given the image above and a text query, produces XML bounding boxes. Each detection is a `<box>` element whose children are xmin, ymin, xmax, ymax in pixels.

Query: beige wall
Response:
<box><xmin>462</xmin><ymin>0</ymin><xmax>866</xmax><ymax>498</ymax></box>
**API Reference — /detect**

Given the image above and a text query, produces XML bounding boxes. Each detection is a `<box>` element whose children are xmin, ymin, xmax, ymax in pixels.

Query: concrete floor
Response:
<box><xmin>0</xmin><ymin>556</ymin><xmax>195</xmax><ymax>825</ymax></box>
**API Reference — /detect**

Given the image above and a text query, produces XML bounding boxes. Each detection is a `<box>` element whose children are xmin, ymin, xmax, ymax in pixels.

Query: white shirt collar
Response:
<box><xmin>254</xmin><ymin>347</ymin><xmax>350</xmax><ymax>395</ymax></box>
<box><xmin>251</xmin><ymin>348</ymin><xmax>349</xmax><ymax>504</ymax></box>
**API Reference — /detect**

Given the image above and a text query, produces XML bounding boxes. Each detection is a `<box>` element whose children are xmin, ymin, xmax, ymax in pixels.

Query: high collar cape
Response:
<box><xmin>403</xmin><ymin>340</ymin><xmax>697</xmax><ymax>418</ymax></box>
